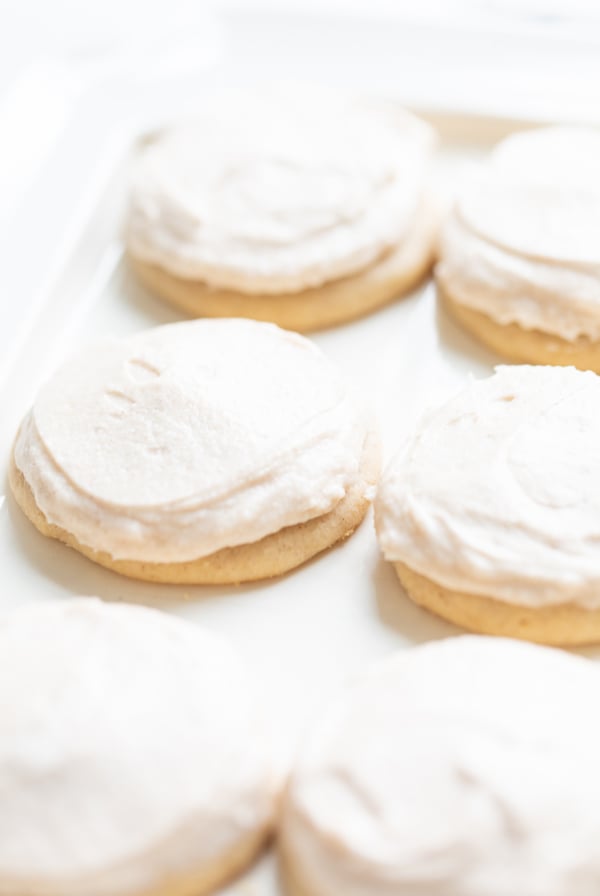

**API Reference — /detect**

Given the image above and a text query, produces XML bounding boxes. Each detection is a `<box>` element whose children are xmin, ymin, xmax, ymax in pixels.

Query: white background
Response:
<box><xmin>1</xmin><ymin>5</ymin><xmax>600</xmax><ymax>894</ymax></box>
<box><xmin>2</xmin><ymin>0</ymin><xmax>600</xmax><ymax>98</ymax></box>
<box><xmin>1</xmin><ymin>0</ymin><xmax>600</xmax><ymax>244</ymax></box>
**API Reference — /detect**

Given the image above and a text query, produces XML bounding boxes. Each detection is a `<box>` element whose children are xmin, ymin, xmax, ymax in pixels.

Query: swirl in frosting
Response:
<box><xmin>0</xmin><ymin>598</ymin><xmax>275</xmax><ymax>896</ymax></box>
<box><xmin>376</xmin><ymin>365</ymin><xmax>600</xmax><ymax>608</ymax></box>
<box><xmin>14</xmin><ymin>319</ymin><xmax>368</xmax><ymax>563</ymax></box>
<box><xmin>283</xmin><ymin>636</ymin><xmax>600</xmax><ymax>896</ymax></box>
<box><xmin>127</xmin><ymin>90</ymin><xmax>434</xmax><ymax>293</ymax></box>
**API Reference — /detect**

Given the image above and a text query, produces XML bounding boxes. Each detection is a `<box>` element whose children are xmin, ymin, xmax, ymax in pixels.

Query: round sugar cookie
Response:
<box><xmin>11</xmin><ymin>319</ymin><xmax>378</xmax><ymax>584</ymax></box>
<box><xmin>0</xmin><ymin>598</ymin><xmax>275</xmax><ymax>896</ymax></box>
<box><xmin>375</xmin><ymin>364</ymin><xmax>600</xmax><ymax>645</ymax></box>
<box><xmin>281</xmin><ymin>636</ymin><xmax>600</xmax><ymax>896</ymax></box>
<box><xmin>127</xmin><ymin>90</ymin><xmax>437</xmax><ymax>330</ymax></box>
<box><xmin>436</xmin><ymin>126</ymin><xmax>600</xmax><ymax>368</ymax></box>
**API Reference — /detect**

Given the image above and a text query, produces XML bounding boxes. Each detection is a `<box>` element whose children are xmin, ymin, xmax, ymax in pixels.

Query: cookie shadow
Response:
<box><xmin>119</xmin><ymin>257</ymin><xmax>185</xmax><ymax>326</ymax></box>
<box><xmin>434</xmin><ymin>283</ymin><xmax>500</xmax><ymax>371</ymax></box>
<box><xmin>372</xmin><ymin>554</ymin><xmax>458</xmax><ymax>645</ymax></box>
<box><xmin>4</xmin><ymin>482</ymin><xmax>278</xmax><ymax>610</ymax></box>
<box><xmin>5</xmin><ymin>474</ymin><xmax>361</xmax><ymax>613</ymax></box>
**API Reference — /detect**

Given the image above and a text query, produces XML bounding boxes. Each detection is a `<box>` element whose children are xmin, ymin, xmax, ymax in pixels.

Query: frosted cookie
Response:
<box><xmin>0</xmin><ymin>598</ymin><xmax>276</xmax><ymax>896</ymax></box>
<box><xmin>11</xmin><ymin>319</ymin><xmax>378</xmax><ymax>584</ymax></box>
<box><xmin>127</xmin><ymin>90</ymin><xmax>437</xmax><ymax>332</ymax></box>
<box><xmin>375</xmin><ymin>365</ymin><xmax>600</xmax><ymax>645</ymax></box>
<box><xmin>281</xmin><ymin>636</ymin><xmax>600</xmax><ymax>896</ymax></box>
<box><xmin>437</xmin><ymin>126</ymin><xmax>600</xmax><ymax>370</ymax></box>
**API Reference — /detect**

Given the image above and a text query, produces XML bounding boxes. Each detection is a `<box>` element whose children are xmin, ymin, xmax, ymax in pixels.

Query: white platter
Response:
<box><xmin>1</xmin><ymin>35</ymin><xmax>599</xmax><ymax>895</ymax></box>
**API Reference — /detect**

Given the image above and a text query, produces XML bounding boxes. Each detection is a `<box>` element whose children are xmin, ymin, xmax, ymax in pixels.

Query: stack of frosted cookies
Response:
<box><xmin>127</xmin><ymin>90</ymin><xmax>437</xmax><ymax>331</ymax></box>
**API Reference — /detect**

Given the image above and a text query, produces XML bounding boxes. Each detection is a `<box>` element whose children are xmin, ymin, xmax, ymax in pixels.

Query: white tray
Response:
<box><xmin>1</xmin><ymin>52</ymin><xmax>598</xmax><ymax>896</ymax></box>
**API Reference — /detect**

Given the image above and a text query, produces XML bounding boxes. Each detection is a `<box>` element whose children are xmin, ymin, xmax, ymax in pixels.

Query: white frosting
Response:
<box><xmin>437</xmin><ymin>213</ymin><xmax>600</xmax><ymax>342</ymax></box>
<box><xmin>0</xmin><ymin>598</ymin><xmax>275</xmax><ymax>896</ymax></box>
<box><xmin>283</xmin><ymin>636</ymin><xmax>600</xmax><ymax>896</ymax></box>
<box><xmin>375</xmin><ymin>365</ymin><xmax>600</xmax><ymax>609</ymax></box>
<box><xmin>127</xmin><ymin>90</ymin><xmax>434</xmax><ymax>294</ymax></box>
<box><xmin>437</xmin><ymin>127</ymin><xmax>600</xmax><ymax>341</ymax></box>
<box><xmin>15</xmin><ymin>319</ymin><xmax>368</xmax><ymax>563</ymax></box>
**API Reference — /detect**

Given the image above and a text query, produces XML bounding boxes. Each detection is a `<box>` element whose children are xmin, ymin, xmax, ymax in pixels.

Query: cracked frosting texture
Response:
<box><xmin>282</xmin><ymin>636</ymin><xmax>600</xmax><ymax>896</ymax></box>
<box><xmin>14</xmin><ymin>319</ymin><xmax>368</xmax><ymax>563</ymax></box>
<box><xmin>375</xmin><ymin>365</ymin><xmax>600</xmax><ymax>609</ymax></box>
<box><xmin>127</xmin><ymin>90</ymin><xmax>434</xmax><ymax>294</ymax></box>
<box><xmin>437</xmin><ymin>126</ymin><xmax>600</xmax><ymax>341</ymax></box>
<box><xmin>0</xmin><ymin>598</ymin><xmax>275</xmax><ymax>896</ymax></box>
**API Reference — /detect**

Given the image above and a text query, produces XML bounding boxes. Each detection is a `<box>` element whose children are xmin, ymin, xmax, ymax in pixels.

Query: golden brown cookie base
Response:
<box><xmin>395</xmin><ymin>561</ymin><xmax>600</xmax><ymax>647</ymax></box>
<box><xmin>7</xmin><ymin>825</ymin><xmax>270</xmax><ymax>896</ymax></box>
<box><xmin>131</xmin><ymin>824</ymin><xmax>269</xmax><ymax>896</ymax></box>
<box><xmin>439</xmin><ymin>285</ymin><xmax>600</xmax><ymax>372</ymax></box>
<box><xmin>278</xmin><ymin>840</ymin><xmax>318</xmax><ymax>896</ymax></box>
<box><xmin>9</xmin><ymin>434</ymin><xmax>379</xmax><ymax>585</ymax></box>
<box><xmin>128</xmin><ymin>202</ymin><xmax>437</xmax><ymax>333</ymax></box>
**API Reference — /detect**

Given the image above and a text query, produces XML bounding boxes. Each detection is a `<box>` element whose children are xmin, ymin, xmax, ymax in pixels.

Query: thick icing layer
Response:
<box><xmin>0</xmin><ymin>598</ymin><xmax>275</xmax><ymax>896</ymax></box>
<box><xmin>283</xmin><ymin>636</ymin><xmax>600</xmax><ymax>896</ymax></box>
<box><xmin>375</xmin><ymin>365</ymin><xmax>600</xmax><ymax>608</ymax></box>
<box><xmin>437</xmin><ymin>127</ymin><xmax>600</xmax><ymax>341</ymax></box>
<box><xmin>127</xmin><ymin>90</ymin><xmax>434</xmax><ymax>293</ymax></box>
<box><xmin>438</xmin><ymin>213</ymin><xmax>600</xmax><ymax>341</ymax></box>
<box><xmin>14</xmin><ymin>319</ymin><xmax>368</xmax><ymax>563</ymax></box>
